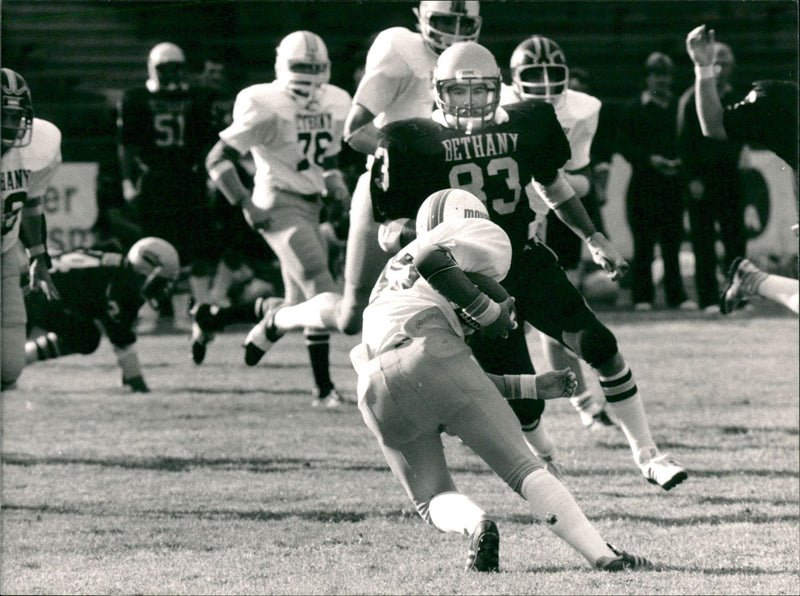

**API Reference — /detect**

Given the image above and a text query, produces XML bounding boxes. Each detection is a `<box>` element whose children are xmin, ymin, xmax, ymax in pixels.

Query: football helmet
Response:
<box><xmin>126</xmin><ymin>237</ymin><xmax>181</xmax><ymax>309</ymax></box>
<box><xmin>1</xmin><ymin>68</ymin><xmax>34</xmax><ymax>149</ymax></box>
<box><xmin>146</xmin><ymin>42</ymin><xmax>187</xmax><ymax>93</ymax></box>
<box><xmin>510</xmin><ymin>35</ymin><xmax>569</xmax><ymax>106</ymax></box>
<box><xmin>416</xmin><ymin>188</ymin><xmax>489</xmax><ymax>236</ymax></box>
<box><xmin>275</xmin><ymin>31</ymin><xmax>330</xmax><ymax>107</ymax></box>
<box><xmin>414</xmin><ymin>1</ymin><xmax>482</xmax><ymax>54</ymax></box>
<box><xmin>433</xmin><ymin>41</ymin><xmax>501</xmax><ymax>132</ymax></box>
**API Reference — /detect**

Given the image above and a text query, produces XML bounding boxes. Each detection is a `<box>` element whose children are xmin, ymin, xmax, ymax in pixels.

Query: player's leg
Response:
<box><xmin>515</xmin><ymin>242</ymin><xmax>687</xmax><ymax>490</ymax></box>
<box><xmin>1</xmin><ymin>248</ymin><xmax>27</xmax><ymax>389</ymax></box>
<box><xmin>336</xmin><ymin>171</ymin><xmax>391</xmax><ymax>334</ymax></box>
<box><xmin>721</xmin><ymin>257</ymin><xmax>799</xmax><ymax>314</ymax></box>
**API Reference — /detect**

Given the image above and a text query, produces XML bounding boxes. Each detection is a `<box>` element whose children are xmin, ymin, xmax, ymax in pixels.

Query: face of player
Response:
<box><xmin>646</xmin><ymin>70</ymin><xmax>672</xmax><ymax>99</ymax></box>
<box><xmin>1</xmin><ymin>105</ymin><xmax>29</xmax><ymax>151</ymax></box>
<box><xmin>154</xmin><ymin>62</ymin><xmax>186</xmax><ymax>92</ymax></box>
<box><xmin>516</xmin><ymin>66</ymin><xmax>567</xmax><ymax>104</ymax></box>
<box><xmin>442</xmin><ymin>82</ymin><xmax>492</xmax><ymax>111</ymax></box>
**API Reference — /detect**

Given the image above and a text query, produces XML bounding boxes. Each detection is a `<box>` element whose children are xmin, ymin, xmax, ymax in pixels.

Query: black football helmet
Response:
<box><xmin>510</xmin><ymin>35</ymin><xmax>569</xmax><ymax>106</ymax></box>
<box><xmin>1</xmin><ymin>68</ymin><xmax>34</xmax><ymax>149</ymax></box>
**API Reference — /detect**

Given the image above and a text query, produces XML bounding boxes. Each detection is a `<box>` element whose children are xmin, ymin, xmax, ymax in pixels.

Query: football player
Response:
<box><xmin>203</xmin><ymin>31</ymin><xmax>353</xmax><ymax>408</ymax></box>
<box><xmin>23</xmin><ymin>237</ymin><xmax>180</xmax><ymax>392</ymax></box>
<box><xmin>350</xmin><ymin>188</ymin><xmax>653</xmax><ymax>572</ymax></box>
<box><xmin>686</xmin><ymin>24</ymin><xmax>798</xmax><ymax>315</ymax></box>
<box><xmin>117</xmin><ymin>42</ymin><xmax>222</xmax><ymax>326</ymax></box>
<box><xmin>367</xmin><ymin>42</ymin><xmax>687</xmax><ymax>490</ymax></box>
<box><xmin>326</xmin><ymin>1</ymin><xmax>483</xmax><ymax>335</ymax></box>
<box><xmin>1</xmin><ymin>68</ymin><xmax>60</xmax><ymax>390</ymax></box>
<box><xmin>501</xmin><ymin>35</ymin><xmax>619</xmax><ymax>435</ymax></box>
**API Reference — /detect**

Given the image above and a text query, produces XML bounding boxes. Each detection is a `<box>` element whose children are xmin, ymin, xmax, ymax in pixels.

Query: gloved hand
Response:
<box><xmin>123</xmin><ymin>375</ymin><xmax>150</xmax><ymax>393</ymax></box>
<box><xmin>586</xmin><ymin>233</ymin><xmax>629</xmax><ymax>281</ymax></box>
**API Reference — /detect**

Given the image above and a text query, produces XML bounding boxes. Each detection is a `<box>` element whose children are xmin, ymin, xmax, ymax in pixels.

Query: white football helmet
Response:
<box><xmin>414</xmin><ymin>1</ymin><xmax>482</xmax><ymax>54</ymax></box>
<box><xmin>416</xmin><ymin>188</ymin><xmax>489</xmax><ymax>236</ymax></box>
<box><xmin>433</xmin><ymin>41</ymin><xmax>501</xmax><ymax>132</ymax></box>
<box><xmin>510</xmin><ymin>35</ymin><xmax>569</xmax><ymax>106</ymax></box>
<box><xmin>146</xmin><ymin>42</ymin><xmax>187</xmax><ymax>93</ymax></box>
<box><xmin>127</xmin><ymin>237</ymin><xmax>181</xmax><ymax>309</ymax></box>
<box><xmin>275</xmin><ymin>31</ymin><xmax>330</xmax><ymax>107</ymax></box>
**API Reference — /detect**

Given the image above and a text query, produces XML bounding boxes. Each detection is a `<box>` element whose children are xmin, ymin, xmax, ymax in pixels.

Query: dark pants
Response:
<box><xmin>626</xmin><ymin>174</ymin><xmax>688</xmax><ymax>307</ymax></box>
<box><xmin>688</xmin><ymin>176</ymin><xmax>746</xmax><ymax>309</ymax></box>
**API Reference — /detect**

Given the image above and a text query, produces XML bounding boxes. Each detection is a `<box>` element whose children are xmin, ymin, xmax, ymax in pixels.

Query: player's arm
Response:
<box><xmin>686</xmin><ymin>25</ymin><xmax>728</xmax><ymax>140</ymax></box>
<box><xmin>116</xmin><ymin>94</ymin><xmax>145</xmax><ymax>203</ymax></box>
<box><xmin>486</xmin><ymin>370</ymin><xmax>578</xmax><ymax>401</ymax></box>
<box><xmin>205</xmin><ymin>139</ymin><xmax>251</xmax><ymax>207</ymax></box>
<box><xmin>533</xmin><ymin>171</ymin><xmax>628</xmax><ymax>280</ymax></box>
<box><xmin>414</xmin><ymin>244</ymin><xmax>516</xmax><ymax>339</ymax></box>
<box><xmin>343</xmin><ymin>104</ymin><xmax>381</xmax><ymax>155</ymax></box>
<box><xmin>321</xmin><ymin>156</ymin><xmax>350</xmax><ymax>239</ymax></box>
<box><xmin>562</xmin><ymin>166</ymin><xmax>592</xmax><ymax>200</ymax></box>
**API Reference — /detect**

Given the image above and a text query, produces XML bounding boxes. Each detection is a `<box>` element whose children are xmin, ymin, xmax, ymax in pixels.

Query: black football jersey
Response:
<box><xmin>370</xmin><ymin>102</ymin><xmax>571</xmax><ymax>252</ymax></box>
<box><xmin>46</xmin><ymin>249</ymin><xmax>145</xmax><ymax>347</ymax></box>
<box><xmin>724</xmin><ymin>80</ymin><xmax>798</xmax><ymax>170</ymax></box>
<box><xmin>117</xmin><ymin>86</ymin><xmax>219</xmax><ymax>174</ymax></box>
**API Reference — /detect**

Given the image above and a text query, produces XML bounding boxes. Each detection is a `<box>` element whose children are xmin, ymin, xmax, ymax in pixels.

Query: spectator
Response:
<box><xmin>678</xmin><ymin>39</ymin><xmax>747</xmax><ymax>314</ymax></box>
<box><xmin>618</xmin><ymin>52</ymin><xmax>695</xmax><ymax>311</ymax></box>
<box><xmin>116</xmin><ymin>42</ymin><xmax>220</xmax><ymax>329</ymax></box>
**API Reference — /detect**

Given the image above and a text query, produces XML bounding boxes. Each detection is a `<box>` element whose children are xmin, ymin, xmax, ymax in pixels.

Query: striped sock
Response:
<box><xmin>25</xmin><ymin>332</ymin><xmax>63</xmax><ymax>363</ymax></box>
<box><xmin>600</xmin><ymin>366</ymin><xmax>655</xmax><ymax>463</ymax></box>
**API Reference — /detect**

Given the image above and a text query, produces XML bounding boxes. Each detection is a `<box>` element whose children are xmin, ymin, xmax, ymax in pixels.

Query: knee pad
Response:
<box><xmin>508</xmin><ymin>398</ymin><xmax>546</xmax><ymax>429</ymax></box>
<box><xmin>568</xmin><ymin>321</ymin><xmax>618</xmax><ymax>369</ymax></box>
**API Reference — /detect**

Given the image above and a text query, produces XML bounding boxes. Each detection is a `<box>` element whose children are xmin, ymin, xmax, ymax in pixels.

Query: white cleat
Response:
<box><xmin>640</xmin><ymin>452</ymin><xmax>688</xmax><ymax>491</ymax></box>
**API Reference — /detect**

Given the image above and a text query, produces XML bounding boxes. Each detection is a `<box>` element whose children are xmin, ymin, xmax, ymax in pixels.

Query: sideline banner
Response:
<box><xmin>44</xmin><ymin>162</ymin><xmax>98</xmax><ymax>253</ymax></box>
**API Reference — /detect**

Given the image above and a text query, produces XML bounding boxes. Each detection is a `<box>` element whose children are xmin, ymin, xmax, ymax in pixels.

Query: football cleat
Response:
<box><xmin>582</xmin><ymin>409</ymin><xmax>619</xmax><ymax>434</ymax></box>
<box><xmin>596</xmin><ymin>543</ymin><xmax>654</xmax><ymax>571</ymax></box>
<box><xmin>311</xmin><ymin>387</ymin><xmax>345</xmax><ymax>409</ymax></box>
<box><xmin>640</xmin><ymin>453</ymin><xmax>687</xmax><ymax>491</ymax></box>
<box><xmin>465</xmin><ymin>519</ymin><xmax>499</xmax><ymax>572</ymax></box>
<box><xmin>243</xmin><ymin>298</ymin><xmax>285</xmax><ymax>366</ymax></box>
<box><xmin>190</xmin><ymin>303</ymin><xmax>219</xmax><ymax>365</ymax></box>
<box><xmin>720</xmin><ymin>257</ymin><xmax>767</xmax><ymax>315</ymax></box>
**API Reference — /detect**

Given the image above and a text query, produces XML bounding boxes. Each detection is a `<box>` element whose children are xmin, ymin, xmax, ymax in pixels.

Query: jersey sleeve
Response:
<box><xmin>352</xmin><ymin>29</ymin><xmax>413</xmax><ymax>116</ymax></box>
<box><xmin>564</xmin><ymin>98</ymin><xmax>600</xmax><ymax>171</ymax></box>
<box><xmin>323</xmin><ymin>85</ymin><xmax>354</xmax><ymax>158</ymax></box>
<box><xmin>117</xmin><ymin>89</ymin><xmax>147</xmax><ymax>146</ymax></box>
<box><xmin>524</xmin><ymin>104</ymin><xmax>572</xmax><ymax>184</ymax></box>
<box><xmin>219</xmin><ymin>86</ymin><xmax>278</xmax><ymax>155</ymax></box>
<box><xmin>25</xmin><ymin>120</ymin><xmax>62</xmax><ymax>199</ymax></box>
<box><xmin>426</xmin><ymin>218</ymin><xmax>512</xmax><ymax>282</ymax></box>
<box><xmin>103</xmin><ymin>266</ymin><xmax>144</xmax><ymax>348</ymax></box>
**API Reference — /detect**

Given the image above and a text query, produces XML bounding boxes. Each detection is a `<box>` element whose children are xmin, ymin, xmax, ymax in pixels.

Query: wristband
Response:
<box><xmin>27</xmin><ymin>244</ymin><xmax>47</xmax><ymax>258</ymax></box>
<box><xmin>519</xmin><ymin>374</ymin><xmax>538</xmax><ymax>400</ymax></box>
<box><xmin>694</xmin><ymin>65</ymin><xmax>715</xmax><ymax>80</ymax></box>
<box><xmin>463</xmin><ymin>293</ymin><xmax>501</xmax><ymax>327</ymax></box>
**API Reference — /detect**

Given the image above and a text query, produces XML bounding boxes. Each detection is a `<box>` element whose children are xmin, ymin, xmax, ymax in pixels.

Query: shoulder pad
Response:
<box><xmin>381</xmin><ymin>118</ymin><xmax>441</xmax><ymax>145</ymax></box>
<box><xmin>563</xmin><ymin>89</ymin><xmax>602</xmax><ymax>118</ymax></box>
<box><xmin>22</xmin><ymin>119</ymin><xmax>62</xmax><ymax>168</ymax></box>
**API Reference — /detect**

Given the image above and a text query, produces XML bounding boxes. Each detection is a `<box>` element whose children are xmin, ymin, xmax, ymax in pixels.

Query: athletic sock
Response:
<box><xmin>305</xmin><ymin>329</ymin><xmax>333</xmax><ymax>397</ymax></box>
<box><xmin>521</xmin><ymin>469</ymin><xmax>615</xmax><ymax>565</ymax></box>
<box><xmin>600</xmin><ymin>365</ymin><xmax>655</xmax><ymax>463</ymax></box>
<box><xmin>428</xmin><ymin>491</ymin><xmax>487</xmax><ymax>535</ymax></box>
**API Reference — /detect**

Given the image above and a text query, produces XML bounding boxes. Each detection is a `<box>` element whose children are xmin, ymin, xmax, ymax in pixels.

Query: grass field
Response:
<box><xmin>2</xmin><ymin>308</ymin><xmax>798</xmax><ymax>595</ymax></box>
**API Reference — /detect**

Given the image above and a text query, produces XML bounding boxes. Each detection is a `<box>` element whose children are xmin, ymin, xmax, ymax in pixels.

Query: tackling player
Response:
<box><xmin>117</xmin><ymin>42</ymin><xmax>221</xmax><ymax>326</ymax></box>
<box><xmin>1</xmin><ymin>68</ymin><xmax>60</xmax><ymax>390</ymax></box>
<box><xmin>350</xmin><ymin>188</ymin><xmax>653</xmax><ymax>572</ymax></box>
<box><xmin>501</xmin><ymin>35</ymin><xmax>618</xmax><ymax>436</ymax></box>
<box><xmin>203</xmin><ymin>31</ymin><xmax>353</xmax><ymax>408</ymax></box>
<box><xmin>686</xmin><ymin>24</ymin><xmax>798</xmax><ymax>315</ymax></box>
<box><xmin>368</xmin><ymin>42</ymin><xmax>687</xmax><ymax>490</ymax></box>
<box><xmin>24</xmin><ymin>237</ymin><xmax>180</xmax><ymax>392</ymax></box>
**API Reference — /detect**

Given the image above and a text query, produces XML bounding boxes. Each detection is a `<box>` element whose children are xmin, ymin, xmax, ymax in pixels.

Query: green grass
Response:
<box><xmin>2</xmin><ymin>311</ymin><xmax>798</xmax><ymax>595</ymax></box>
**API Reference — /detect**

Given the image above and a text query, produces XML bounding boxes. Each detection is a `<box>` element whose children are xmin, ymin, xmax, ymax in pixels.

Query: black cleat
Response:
<box><xmin>465</xmin><ymin>519</ymin><xmax>499</xmax><ymax>572</ymax></box>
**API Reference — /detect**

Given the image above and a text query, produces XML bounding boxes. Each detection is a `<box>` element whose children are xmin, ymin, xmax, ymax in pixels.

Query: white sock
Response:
<box><xmin>189</xmin><ymin>275</ymin><xmax>212</xmax><ymax>305</ymax></box>
<box><xmin>273</xmin><ymin>292</ymin><xmax>341</xmax><ymax>332</ymax></box>
<box><xmin>606</xmin><ymin>395</ymin><xmax>656</xmax><ymax>464</ymax></box>
<box><xmin>428</xmin><ymin>491</ymin><xmax>487</xmax><ymax>536</ymax></box>
<box><xmin>521</xmin><ymin>469</ymin><xmax>614</xmax><ymax>566</ymax></box>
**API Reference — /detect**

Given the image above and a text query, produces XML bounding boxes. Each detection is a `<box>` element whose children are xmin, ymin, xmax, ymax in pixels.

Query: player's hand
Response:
<box><xmin>686</xmin><ymin>24</ymin><xmax>716</xmax><ymax>67</ymax></box>
<box><xmin>481</xmin><ymin>296</ymin><xmax>517</xmax><ymax>340</ymax></box>
<box><xmin>28</xmin><ymin>257</ymin><xmax>60</xmax><ymax>301</ymax></box>
<box><xmin>586</xmin><ymin>232</ymin><xmax>629</xmax><ymax>281</ymax></box>
<box><xmin>378</xmin><ymin>218</ymin><xmax>415</xmax><ymax>254</ymax></box>
<box><xmin>123</xmin><ymin>375</ymin><xmax>150</xmax><ymax>393</ymax></box>
<box><xmin>122</xmin><ymin>179</ymin><xmax>140</xmax><ymax>202</ymax></box>
<box><xmin>534</xmin><ymin>368</ymin><xmax>579</xmax><ymax>400</ymax></box>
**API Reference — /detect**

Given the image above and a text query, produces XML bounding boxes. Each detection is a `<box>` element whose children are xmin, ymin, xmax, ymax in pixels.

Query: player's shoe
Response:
<box><xmin>243</xmin><ymin>298</ymin><xmax>285</xmax><ymax>366</ymax></box>
<box><xmin>465</xmin><ymin>519</ymin><xmax>499</xmax><ymax>572</ymax></box>
<box><xmin>582</xmin><ymin>409</ymin><xmax>618</xmax><ymax>434</ymax></box>
<box><xmin>639</xmin><ymin>452</ymin><xmax>687</xmax><ymax>491</ymax></box>
<box><xmin>720</xmin><ymin>257</ymin><xmax>768</xmax><ymax>314</ymax></box>
<box><xmin>311</xmin><ymin>388</ymin><xmax>345</xmax><ymax>409</ymax></box>
<box><xmin>540</xmin><ymin>454</ymin><xmax>566</xmax><ymax>481</ymax></box>
<box><xmin>190</xmin><ymin>303</ymin><xmax>218</xmax><ymax>365</ymax></box>
<box><xmin>595</xmin><ymin>543</ymin><xmax>654</xmax><ymax>571</ymax></box>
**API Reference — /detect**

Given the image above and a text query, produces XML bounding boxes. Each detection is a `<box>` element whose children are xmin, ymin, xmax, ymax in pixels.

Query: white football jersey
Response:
<box><xmin>361</xmin><ymin>218</ymin><xmax>511</xmax><ymax>355</ymax></box>
<box><xmin>501</xmin><ymin>86</ymin><xmax>601</xmax><ymax>218</ymax></box>
<box><xmin>352</xmin><ymin>27</ymin><xmax>439</xmax><ymax>129</ymax></box>
<box><xmin>219</xmin><ymin>82</ymin><xmax>352</xmax><ymax>199</ymax></box>
<box><xmin>1</xmin><ymin>118</ymin><xmax>62</xmax><ymax>253</ymax></box>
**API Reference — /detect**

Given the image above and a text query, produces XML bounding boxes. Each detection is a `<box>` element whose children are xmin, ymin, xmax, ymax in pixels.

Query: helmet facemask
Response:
<box><xmin>275</xmin><ymin>31</ymin><xmax>331</xmax><ymax>108</ymax></box>
<box><xmin>435</xmin><ymin>77</ymin><xmax>500</xmax><ymax>133</ymax></box>
<box><xmin>512</xmin><ymin>63</ymin><xmax>569</xmax><ymax>106</ymax></box>
<box><xmin>418</xmin><ymin>10</ymin><xmax>482</xmax><ymax>54</ymax></box>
